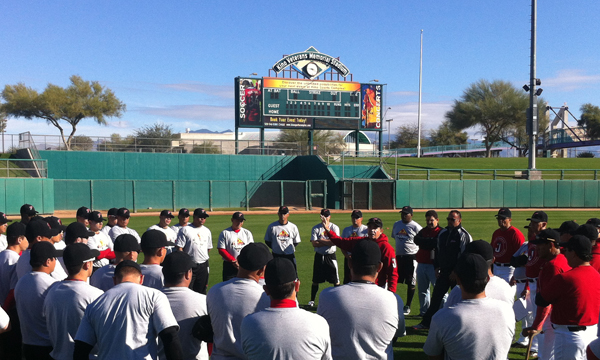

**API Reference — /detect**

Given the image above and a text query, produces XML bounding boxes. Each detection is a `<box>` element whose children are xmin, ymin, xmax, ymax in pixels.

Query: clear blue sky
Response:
<box><xmin>1</xmin><ymin>1</ymin><xmax>599</xmax><ymax>140</ymax></box>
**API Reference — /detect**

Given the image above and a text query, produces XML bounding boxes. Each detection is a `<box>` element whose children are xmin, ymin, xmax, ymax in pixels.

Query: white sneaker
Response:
<box><xmin>308</xmin><ymin>301</ymin><xmax>315</xmax><ymax>307</ymax></box>
<box><xmin>403</xmin><ymin>306</ymin><xmax>411</xmax><ymax>315</ymax></box>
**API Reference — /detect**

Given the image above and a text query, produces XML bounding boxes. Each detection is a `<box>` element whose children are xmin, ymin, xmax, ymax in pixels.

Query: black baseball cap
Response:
<box><xmin>114</xmin><ymin>234</ymin><xmax>141</xmax><ymax>252</ymax></box>
<box><xmin>320</xmin><ymin>209</ymin><xmax>331</xmax><ymax>217</ymax></box>
<box><xmin>20</xmin><ymin>204</ymin><xmax>38</xmax><ymax>216</ymax></box>
<box><xmin>107</xmin><ymin>208</ymin><xmax>119</xmax><ymax>217</ymax></box>
<box><xmin>351</xmin><ymin>240</ymin><xmax>381</xmax><ymax>267</ymax></box>
<box><xmin>455</xmin><ymin>253</ymin><xmax>489</xmax><ymax>283</ymax></box>
<box><xmin>64</xmin><ymin>222</ymin><xmax>95</xmax><ymax>245</ymax></box>
<box><xmin>560</xmin><ymin>235</ymin><xmax>593</xmax><ymax>258</ymax></box>
<box><xmin>162</xmin><ymin>251</ymin><xmax>194</xmax><ymax>275</ymax></box>
<box><xmin>400</xmin><ymin>206</ymin><xmax>413</xmax><ymax>214</ymax></box>
<box><xmin>115</xmin><ymin>259</ymin><xmax>142</xmax><ymax>275</ymax></box>
<box><xmin>527</xmin><ymin>211</ymin><xmax>548</xmax><ymax>223</ymax></box>
<box><xmin>232</xmin><ymin>211</ymin><xmax>246</xmax><ymax>221</ymax></box>
<box><xmin>265</xmin><ymin>257</ymin><xmax>297</xmax><ymax>286</ymax></box>
<box><xmin>63</xmin><ymin>243</ymin><xmax>100</xmax><ymax>268</ymax></box>
<box><xmin>141</xmin><ymin>230</ymin><xmax>175</xmax><ymax>249</ymax></box>
<box><xmin>7</xmin><ymin>222</ymin><xmax>26</xmax><ymax>238</ymax></box>
<box><xmin>30</xmin><ymin>241</ymin><xmax>61</xmax><ymax>267</ymax></box>
<box><xmin>0</xmin><ymin>212</ymin><xmax>12</xmax><ymax>225</ymax></box>
<box><xmin>351</xmin><ymin>210</ymin><xmax>363</xmax><ymax>219</ymax></box>
<box><xmin>160</xmin><ymin>210</ymin><xmax>175</xmax><ymax>218</ymax></box>
<box><xmin>44</xmin><ymin>216</ymin><xmax>67</xmax><ymax>232</ymax></box>
<box><xmin>367</xmin><ymin>217</ymin><xmax>383</xmax><ymax>228</ymax></box>
<box><xmin>495</xmin><ymin>208</ymin><xmax>512</xmax><ymax>219</ymax></box>
<box><xmin>178</xmin><ymin>208</ymin><xmax>190</xmax><ymax>217</ymax></box>
<box><xmin>587</xmin><ymin>218</ymin><xmax>600</xmax><ymax>228</ymax></box>
<box><xmin>465</xmin><ymin>240</ymin><xmax>494</xmax><ymax>261</ymax></box>
<box><xmin>530</xmin><ymin>228</ymin><xmax>561</xmax><ymax>244</ymax></box>
<box><xmin>193</xmin><ymin>208</ymin><xmax>209</xmax><ymax>218</ymax></box>
<box><xmin>558</xmin><ymin>220</ymin><xmax>579</xmax><ymax>235</ymax></box>
<box><xmin>572</xmin><ymin>224</ymin><xmax>598</xmax><ymax>241</ymax></box>
<box><xmin>278</xmin><ymin>206</ymin><xmax>289</xmax><ymax>215</ymax></box>
<box><xmin>117</xmin><ymin>208</ymin><xmax>131</xmax><ymax>218</ymax></box>
<box><xmin>76</xmin><ymin>207</ymin><xmax>91</xmax><ymax>218</ymax></box>
<box><xmin>238</xmin><ymin>243</ymin><xmax>272</xmax><ymax>271</ymax></box>
<box><xmin>26</xmin><ymin>219</ymin><xmax>61</xmax><ymax>240</ymax></box>
<box><xmin>88</xmin><ymin>211</ymin><xmax>106</xmax><ymax>223</ymax></box>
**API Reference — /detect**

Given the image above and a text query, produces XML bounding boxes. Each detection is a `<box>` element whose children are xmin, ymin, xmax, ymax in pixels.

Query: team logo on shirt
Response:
<box><xmin>232</xmin><ymin>237</ymin><xmax>245</xmax><ymax>250</ymax></box>
<box><xmin>277</xmin><ymin>229</ymin><xmax>291</xmax><ymax>246</ymax></box>
<box><xmin>493</xmin><ymin>236</ymin><xmax>507</xmax><ymax>257</ymax></box>
<box><xmin>351</xmin><ymin>231</ymin><xmax>358</xmax><ymax>236</ymax></box>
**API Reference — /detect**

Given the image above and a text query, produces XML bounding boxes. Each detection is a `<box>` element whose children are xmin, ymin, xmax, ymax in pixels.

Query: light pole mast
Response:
<box><xmin>417</xmin><ymin>29</ymin><xmax>423</xmax><ymax>158</ymax></box>
<box><xmin>528</xmin><ymin>0</ymin><xmax>538</xmax><ymax>170</ymax></box>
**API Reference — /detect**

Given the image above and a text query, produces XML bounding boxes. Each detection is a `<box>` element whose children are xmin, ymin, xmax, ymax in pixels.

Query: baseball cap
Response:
<box><xmin>455</xmin><ymin>253</ymin><xmax>489</xmax><ymax>283</ymax></box>
<box><xmin>278</xmin><ymin>206</ymin><xmax>289</xmax><ymax>215</ymax></box>
<box><xmin>558</xmin><ymin>220</ymin><xmax>579</xmax><ymax>235</ymax></box>
<box><xmin>495</xmin><ymin>207</ymin><xmax>512</xmax><ymax>219</ymax></box>
<box><xmin>44</xmin><ymin>216</ymin><xmax>67</xmax><ymax>232</ymax></box>
<box><xmin>116</xmin><ymin>208</ymin><xmax>131</xmax><ymax>218</ymax></box>
<box><xmin>232</xmin><ymin>212</ymin><xmax>246</xmax><ymax>221</ymax></box>
<box><xmin>107</xmin><ymin>208</ymin><xmax>119</xmax><ymax>217</ymax></box>
<box><xmin>88</xmin><ymin>211</ymin><xmax>106</xmax><ymax>223</ymax></box>
<box><xmin>367</xmin><ymin>217</ymin><xmax>383</xmax><ymax>228</ymax></box>
<box><xmin>20</xmin><ymin>204</ymin><xmax>38</xmax><ymax>216</ymax></box>
<box><xmin>465</xmin><ymin>240</ymin><xmax>494</xmax><ymax>261</ymax></box>
<box><xmin>351</xmin><ymin>210</ymin><xmax>363</xmax><ymax>219</ymax></box>
<box><xmin>7</xmin><ymin>222</ymin><xmax>26</xmax><ymax>238</ymax></box>
<box><xmin>530</xmin><ymin>228</ymin><xmax>561</xmax><ymax>244</ymax></box>
<box><xmin>160</xmin><ymin>210</ymin><xmax>175</xmax><ymax>219</ymax></box>
<box><xmin>320</xmin><ymin>209</ymin><xmax>331</xmax><ymax>217</ymax></box>
<box><xmin>30</xmin><ymin>241</ymin><xmax>61</xmax><ymax>267</ymax></box>
<box><xmin>115</xmin><ymin>259</ymin><xmax>142</xmax><ymax>275</ymax></box>
<box><xmin>63</xmin><ymin>243</ymin><xmax>99</xmax><ymax>268</ymax></box>
<box><xmin>162</xmin><ymin>251</ymin><xmax>194</xmax><ymax>275</ymax></box>
<box><xmin>26</xmin><ymin>219</ymin><xmax>60</xmax><ymax>240</ymax></box>
<box><xmin>141</xmin><ymin>230</ymin><xmax>175</xmax><ymax>249</ymax></box>
<box><xmin>586</xmin><ymin>218</ymin><xmax>600</xmax><ymax>228</ymax></box>
<box><xmin>114</xmin><ymin>234</ymin><xmax>141</xmax><ymax>252</ymax></box>
<box><xmin>400</xmin><ymin>206</ymin><xmax>413</xmax><ymax>214</ymax></box>
<box><xmin>238</xmin><ymin>243</ymin><xmax>272</xmax><ymax>271</ymax></box>
<box><xmin>0</xmin><ymin>212</ymin><xmax>12</xmax><ymax>225</ymax></box>
<box><xmin>64</xmin><ymin>222</ymin><xmax>95</xmax><ymax>244</ymax></box>
<box><xmin>572</xmin><ymin>224</ymin><xmax>598</xmax><ymax>241</ymax></box>
<box><xmin>265</xmin><ymin>257</ymin><xmax>297</xmax><ymax>286</ymax></box>
<box><xmin>76</xmin><ymin>207</ymin><xmax>91</xmax><ymax>218</ymax></box>
<box><xmin>527</xmin><ymin>211</ymin><xmax>548</xmax><ymax>223</ymax></box>
<box><xmin>178</xmin><ymin>208</ymin><xmax>190</xmax><ymax>217</ymax></box>
<box><xmin>351</xmin><ymin>240</ymin><xmax>381</xmax><ymax>267</ymax></box>
<box><xmin>193</xmin><ymin>208</ymin><xmax>209</xmax><ymax>218</ymax></box>
<box><xmin>559</xmin><ymin>235</ymin><xmax>593</xmax><ymax>259</ymax></box>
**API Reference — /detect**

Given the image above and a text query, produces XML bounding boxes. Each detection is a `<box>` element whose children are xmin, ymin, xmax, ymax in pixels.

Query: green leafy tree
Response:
<box><xmin>0</xmin><ymin>75</ymin><xmax>126</xmax><ymax>150</ymax></box>
<box><xmin>429</xmin><ymin>120</ymin><xmax>468</xmax><ymax>146</ymax></box>
<box><xmin>133</xmin><ymin>122</ymin><xmax>174</xmax><ymax>152</ymax></box>
<box><xmin>276</xmin><ymin>129</ymin><xmax>345</xmax><ymax>155</ymax></box>
<box><xmin>98</xmin><ymin>133</ymin><xmax>135</xmax><ymax>152</ymax></box>
<box><xmin>390</xmin><ymin>123</ymin><xmax>430</xmax><ymax>149</ymax></box>
<box><xmin>499</xmin><ymin>98</ymin><xmax>548</xmax><ymax>157</ymax></box>
<box><xmin>69</xmin><ymin>135</ymin><xmax>94</xmax><ymax>151</ymax></box>
<box><xmin>578</xmin><ymin>103</ymin><xmax>600</xmax><ymax>139</ymax></box>
<box><xmin>446</xmin><ymin>79</ymin><xmax>529</xmax><ymax>157</ymax></box>
<box><xmin>190</xmin><ymin>141</ymin><xmax>221</xmax><ymax>154</ymax></box>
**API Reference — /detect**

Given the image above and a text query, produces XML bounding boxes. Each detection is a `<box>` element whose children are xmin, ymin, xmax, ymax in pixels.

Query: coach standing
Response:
<box><xmin>264</xmin><ymin>206</ymin><xmax>301</xmax><ymax>271</ymax></box>
<box><xmin>341</xmin><ymin>210</ymin><xmax>368</xmax><ymax>284</ymax></box>
<box><xmin>217</xmin><ymin>212</ymin><xmax>254</xmax><ymax>281</ymax></box>
<box><xmin>490</xmin><ymin>208</ymin><xmax>525</xmax><ymax>285</ymax></box>
<box><xmin>309</xmin><ymin>209</ymin><xmax>340</xmax><ymax>307</ymax></box>
<box><xmin>414</xmin><ymin>210</ymin><xmax>443</xmax><ymax>317</ymax></box>
<box><xmin>176</xmin><ymin>208</ymin><xmax>212</xmax><ymax>294</ymax></box>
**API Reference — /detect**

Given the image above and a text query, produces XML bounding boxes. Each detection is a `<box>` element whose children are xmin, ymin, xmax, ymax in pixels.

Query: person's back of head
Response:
<box><xmin>237</xmin><ymin>243</ymin><xmax>272</xmax><ymax>279</ymax></box>
<box><xmin>114</xmin><ymin>260</ymin><xmax>142</xmax><ymax>285</ymax></box>
<box><xmin>162</xmin><ymin>251</ymin><xmax>194</xmax><ymax>286</ymax></box>
<box><xmin>465</xmin><ymin>240</ymin><xmax>494</xmax><ymax>270</ymax></box>
<box><xmin>63</xmin><ymin>243</ymin><xmax>99</xmax><ymax>278</ymax></box>
<box><xmin>264</xmin><ymin>257</ymin><xmax>297</xmax><ymax>300</ymax></box>
<box><xmin>140</xmin><ymin>230</ymin><xmax>174</xmax><ymax>264</ymax></box>
<box><xmin>350</xmin><ymin>240</ymin><xmax>382</xmax><ymax>279</ymax></box>
<box><xmin>455</xmin><ymin>253</ymin><xmax>489</xmax><ymax>295</ymax></box>
<box><xmin>113</xmin><ymin>234</ymin><xmax>140</xmax><ymax>263</ymax></box>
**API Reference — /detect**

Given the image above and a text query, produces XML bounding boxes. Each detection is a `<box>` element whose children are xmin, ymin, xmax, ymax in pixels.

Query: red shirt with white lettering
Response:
<box><xmin>491</xmin><ymin>226</ymin><xmax>525</xmax><ymax>264</ymax></box>
<box><xmin>525</xmin><ymin>243</ymin><xmax>547</xmax><ymax>278</ymax></box>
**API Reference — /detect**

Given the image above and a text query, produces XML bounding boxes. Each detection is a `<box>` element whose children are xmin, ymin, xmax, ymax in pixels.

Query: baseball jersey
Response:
<box><xmin>317</xmin><ymin>282</ymin><xmax>402</xmax><ymax>359</ymax></box>
<box><xmin>88</xmin><ymin>231</ymin><xmax>113</xmax><ymax>268</ymax></box>
<box><xmin>108</xmin><ymin>226</ymin><xmax>141</xmax><ymax>243</ymax></box>
<box><xmin>90</xmin><ymin>264</ymin><xmax>116</xmax><ymax>292</ymax></box>
<box><xmin>414</xmin><ymin>226</ymin><xmax>442</xmax><ymax>265</ymax></box>
<box><xmin>491</xmin><ymin>226</ymin><xmax>525</xmax><ymax>264</ymax></box>
<box><xmin>0</xmin><ymin>234</ymin><xmax>7</xmax><ymax>251</ymax></box>
<box><xmin>176</xmin><ymin>225</ymin><xmax>213</xmax><ymax>264</ymax></box>
<box><xmin>525</xmin><ymin>242</ymin><xmax>547</xmax><ymax>278</ymax></box>
<box><xmin>341</xmin><ymin>225</ymin><xmax>368</xmax><ymax>238</ymax></box>
<box><xmin>217</xmin><ymin>227</ymin><xmax>254</xmax><ymax>260</ymax></box>
<box><xmin>140</xmin><ymin>264</ymin><xmax>164</xmax><ymax>290</ymax></box>
<box><xmin>160</xmin><ymin>287</ymin><xmax>208</xmax><ymax>360</ymax></box>
<box><xmin>423</xmin><ymin>297</ymin><xmax>515</xmax><ymax>359</ymax></box>
<box><xmin>75</xmin><ymin>282</ymin><xmax>179</xmax><ymax>360</ymax></box>
<box><xmin>100</xmin><ymin>224</ymin><xmax>113</xmax><ymax>236</ymax></box>
<box><xmin>207</xmin><ymin>277</ymin><xmax>270</xmax><ymax>360</ymax></box>
<box><xmin>0</xmin><ymin>249</ymin><xmax>20</xmax><ymax>303</ymax></box>
<box><xmin>16</xmin><ymin>249</ymin><xmax>68</xmax><ymax>281</ymax></box>
<box><xmin>444</xmin><ymin>275</ymin><xmax>515</xmax><ymax>308</ymax></box>
<box><xmin>512</xmin><ymin>242</ymin><xmax>529</xmax><ymax>280</ymax></box>
<box><xmin>392</xmin><ymin>220</ymin><xmax>422</xmax><ymax>255</ymax></box>
<box><xmin>264</xmin><ymin>221</ymin><xmax>301</xmax><ymax>255</ymax></box>
<box><xmin>311</xmin><ymin>223</ymin><xmax>340</xmax><ymax>255</ymax></box>
<box><xmin>0</xmin><ymin>307</ymin><xmax>8</xmax><ymax>330</ymax></box>
<box><xmin>148</xmin><ymin>225</ymin><xmax>178</xmax><ymax>243</ymax></box>
<box><xmin>43</xmin><ymin>280</ymin><xmax>104</xmax><ymax>360</ymax></box>
<box><xmin>14</xmin><ymin>271</ymin><xmax>58</xmax><ymax>346</ymax></box>
<box><xmin>532</xmin><ymin>254</ymin><xmax>571</xmax><ymax>330</ymax></box>
<box><xmin>170</xmin><ymin>223</ymin><xmax>191</xmax><ymax>234</ymax></box>
<box><xmin>241</xmin><ymin>305</ymin><xmax>331</xmax><ymax>360</ymax></box>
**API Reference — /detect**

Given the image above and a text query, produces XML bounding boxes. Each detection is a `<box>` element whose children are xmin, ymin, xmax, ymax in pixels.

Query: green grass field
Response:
<box><xmin>68</xmin><ymin>209</ymin><xmax>600</xmax><ymax>359</ymax></box>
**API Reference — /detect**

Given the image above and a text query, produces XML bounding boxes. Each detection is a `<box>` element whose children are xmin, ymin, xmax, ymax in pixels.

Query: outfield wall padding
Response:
<box><xmin>0</xmin><ymin>178</ymin><xmax>54</xmax><ymax>215</ymax></box>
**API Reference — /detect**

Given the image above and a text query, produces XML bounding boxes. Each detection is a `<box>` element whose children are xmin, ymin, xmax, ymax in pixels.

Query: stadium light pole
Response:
<box><xmin>386</xmin><ymin>118</ymin><xmax>394</xmax><ymax>149</ymax></box>
<box><xmin>527</xmin><ymin>0</ymin><xmax>538</xmax><ymax>170</ymax></box>
<box><xmin>417</xmin><ymin>29</ymin><xmax>423</xmax><ymax>158</ymax></box>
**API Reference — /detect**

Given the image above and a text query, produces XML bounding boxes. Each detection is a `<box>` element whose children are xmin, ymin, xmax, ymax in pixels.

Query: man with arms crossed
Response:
<box><xmin>491</xmin><ymin>207</ymin><xmax>525</xmax><ymax>285</ymax></box>
<box><xmin>87</xmin><ymin>211</ymin><xmax>115</xmax><ymax>271</ymax></box>
<box><xmin>309</xmin><ymin>209</ymin><xmax>340</xmax><ymax>307</ymax></box>
<box><xmin>176</xmin><ymin>208</ymin><xmax>212</xmax><ymax>294</ymax></box>
<box><xmin>148</xmin><ymin>210</ymin><xmax>178</xmax><ymax>254</ymax></box>
<box><xmin>108</xmin><ymin>207</ymin><xmax>141</xmax><ymax>243</ymax></box>
<box><xmin>264</xmin><ymin>206</ymin><xmax>301</xmax><ymax>271</ymax></box>
<box><xmin>340</xmin><ymin>210</ymin><xmax>368</xmax><ymax>284</ymax></box>
<box><xmin>414</xmin><ymin>210</ymin><xmax>443</xmax><ymax>317</ymax></box>
<box><xmin>217</xmin><ymin>211</ymin><xmax>254</xmax><ymax>281</ymax></box>
<box><xmin>100</xmin><ymin>208</ymin><xmax>118</xmax><ymax>236</ymax></box>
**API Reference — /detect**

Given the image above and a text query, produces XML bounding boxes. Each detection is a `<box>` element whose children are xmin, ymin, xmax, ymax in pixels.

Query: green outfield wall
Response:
<box><xmin>0</xmin><ymin>178</ymin><xmax>54</xmax><ymax>215</ymax></box>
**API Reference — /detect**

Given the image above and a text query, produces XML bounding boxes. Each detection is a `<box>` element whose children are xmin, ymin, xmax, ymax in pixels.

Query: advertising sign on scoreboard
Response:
<box><xmin>360</xmin><ymin>84</ymin><xmax>382</xmax><ymax>130</ymax></box>
<box><xmin>236</xmin><ymin>78</ymin><xmax>262</xmax><ymax>127</ymax></box>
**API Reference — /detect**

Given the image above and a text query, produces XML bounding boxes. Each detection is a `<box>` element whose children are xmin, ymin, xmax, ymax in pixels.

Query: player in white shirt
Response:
<box><xmin>170</xmin><ymin>208</ymin><xmax>191</xmax><ymax>234</ymax></box>
<box><xmin>43</xmin><ymin>244</ymin><xmax>104</xmax><ymax>360</ymax></box>
<box><xmin>176</xmin><ymin>208</ymin><xmax>212</xmax><ymax>294</ymax></box>
<box><xmin>75</xmin><ymin>207</ymin><xmax>91</xmax><ymax>227</ymax></box>
<box><xmin>0</xmin><ymin>212</ymin><xmax>12</xmax><ymax>251</ymax></box>
<box><xmin>207</xmin><ymin>243</ymin><xmax>272</xmax><ymax>360</ymax></box>
<box><xmin>74</xmin><ymin>260</ymin><xmax>182</xmax><ymax>360</ymax></box>
<box><xmin>100</xmin><ymin>208</ymin><xmax>118</xmax><ymax>236</ymax></box>
<box><xmin>107</xmin><ymin>207</ymin><xmax>141</xmax><ymax>243</ymax></box>
<box><xmin>264</xmin><ymin>206</ymin><xmax>301</xmax><ymax>271</ymax></box>
<box><xmin>140</xmin><ymin>230</ymin><xmax>175</xmax><ymax>290</ymax></box>
<box><xmin>160</xmin><ymin>251</ymin><xmax>209</xmax><ymax>360</ymax></box>
<box><xmin>0</xmin><ymin>307</ymin><xmax>8</xmax><ymax>334</ymax></box>
<box><xmin>14</xmin><ymin>241</ymin><xmax>60</xmax><ymax>360</ymax></box>
<box><xmin>43</xmin><ymin>216</ymin><xmax>67</xmax><ymax>250</ymax></box>
<box><xmin>16</xmin><ymin>219</ymin><xmax>67</xmax><ymax>281</ymax></box>
<box><xmin>90</xmin><ymin>234</ymin><xmax>140</xmax><ymax>292</ymax></box>
<box><xmin>87</xmin><ymin>211</ymin><xmax>115</xmax><ymax>270</ymax></box>
<box><xmin>340</xmin><ymin>210</ymin><xmax>368</xmax><ymax>284</ymax></box>
<box><xmin>148</xmin><ymin>210</ymin><xmax>178</xmax><ymax>254</ymax></box>
<box><xmin>217</xmin><ymin>211</ymin><xmax>254</xmax><ymax>281</ymax></box>
<box><xmin>309</xmin><ymin>209</ymin><xmax>340</xmax><ymax>308</ymax></box>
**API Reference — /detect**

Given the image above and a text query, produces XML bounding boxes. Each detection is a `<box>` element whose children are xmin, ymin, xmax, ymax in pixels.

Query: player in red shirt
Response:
<box><xmin>584</xmin><ymin>219</ymin><xmax>600</xmax><ymax>272</ymax></box>
<box><xmin>490</xmin><ymin>208</ymin><xmax>525</xmax><ymax>285</ymax></box>
<box><xmin>321</xmin><ymin>217</ymin><xmax>398</xmax><ymax>292</ymax></box>
<box><xmin>413</xmin><ymin>210</ymin><xmax>443</xmax><ymax>316</ymax></box>
<box><xmin>522</xmin><ymin>229</ymin><xmax>571</xmax><ymax>360</ymax></box>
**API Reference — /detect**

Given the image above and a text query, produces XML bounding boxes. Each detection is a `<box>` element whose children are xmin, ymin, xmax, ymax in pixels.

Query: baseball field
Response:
<box><xmin>61</xmin><ymin>207</ymin><xmax>597</xmax><ymax>359</ymax></box>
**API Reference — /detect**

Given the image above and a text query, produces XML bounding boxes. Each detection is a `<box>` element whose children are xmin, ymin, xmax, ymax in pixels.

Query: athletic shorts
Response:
<box><xmin>397</xmin><ymin>254</ymin><xmax>417</xmax><ymax>286</ymax></box>
<box><xmin>312</xmin><ymin>252</ymin><xmax>340</xmax><ymax>284</ymax></box>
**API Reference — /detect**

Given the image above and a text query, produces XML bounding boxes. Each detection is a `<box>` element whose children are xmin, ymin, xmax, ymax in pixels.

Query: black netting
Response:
<box><xmin>249</xmin><ymin>182</ymin><xmax>282</xmax><ymax>208</ymax></box>
<box><xmin>283</xmin><ymin>182</ymin><xmax>306</xmax><ymax>208</ymax></box>
<box><xmin>353</xmin><ymin>182</ymin><xmax>369</xmax><ymax>209</ymax></box>
<box><xmin>372</xmin><ymin>182</ymin><xmax>394</xmax><ymax>209</ymax></box>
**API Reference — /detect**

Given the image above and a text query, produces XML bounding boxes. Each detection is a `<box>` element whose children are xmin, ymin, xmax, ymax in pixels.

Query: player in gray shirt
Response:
<box><xmin>309</xmin><ymin>209</ymin><xmax>340</xmax><ymax>307</ymax></box>
<box><xmin>140</xmin><ymin>230</ymin><xmax>175</xmax><ymax>290</ymax></box>
<box><xmin>264</xmin><ymin>206</ymin><xmax>301</xmax><ymax>270</ymax></box>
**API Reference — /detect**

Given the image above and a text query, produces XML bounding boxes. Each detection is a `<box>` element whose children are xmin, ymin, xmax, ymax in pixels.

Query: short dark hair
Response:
<box><xmin>141</xmin><ymin>246</ymin><xmax>162</xmax><ymax>257</ymax></box>
<box><xmin>115</xmin><ymin>264</ymin><xmax>142</xmax><ymax>281</ymax></box>
<box><xmin>66</xmin><ymin>263</ymin><xmax>84</xmax><ymax>276</ymax></box>
<box><xmin>163</xmin><ymin>271</ymin><xmax>186</xmax><ymax>285</ymax></box>
<box><xmin>460</xmin><ymin>277</ymin><xmax>488</xmax><ymax>294</ymax></box>
<box><xmin>425</xmin><ymin>210</ymin><xmax>438</xmax><ymax>219</ymax></box>
<box><xmin>266</xmin><ymin>281</ymin><xmax>295</xmax><ymax>300</ymax></box>
<box><xmin>351</xmin><ymin>264</ymin><xmax>379</xmax><ymax>277</ymax></box>
<box><xmin>450</xmin><ymin>210</ymin><xmax>462</xmax><ymax>219</ymax></box>
<box><xmin>7</xmin><ymin>234</ymin><xmax>24</xmax><ymax>246</ymax></box>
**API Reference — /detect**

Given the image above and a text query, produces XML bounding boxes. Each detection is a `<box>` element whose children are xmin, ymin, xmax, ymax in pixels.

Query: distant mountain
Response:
<box><xmin>189</xmin><ymin>129</ymin><xmax>233</xmax><ymax>134</ymax></box>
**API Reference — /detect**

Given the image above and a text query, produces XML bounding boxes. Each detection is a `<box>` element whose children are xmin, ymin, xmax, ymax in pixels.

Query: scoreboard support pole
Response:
<box><xmin>378</xmin><ymin>131</ymin><xmax>383</xmax><ymax>156</ymax></box>
<box><xmin>354</xmin><ymin>130</ymin><xmax>359</xmax><ymax>154</ymax></box>
<box><xmin>308</xmin><ymin>130</ymin><xmax>314</xmax><ymax>155</ymax></box>
<box><xmin>235</xmin><ymin>127</ymin><xmax>239</xmax><ymax>155</ymax></box>
<box><xmin>260</xmin><ymin>128</ymin><xmax>265</xmax><ymax>155</ymax></box>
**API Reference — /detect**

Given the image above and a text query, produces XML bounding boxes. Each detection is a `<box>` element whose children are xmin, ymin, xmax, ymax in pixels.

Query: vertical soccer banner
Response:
<box><xmin>236</xmin><ymin>78</ymin><xmax>263</xmax><ymax>126</ymax></box>
<box><xmin>360</xmin><ymin>84</ymin><xmax>382</xmax><ymax>129</ymax></box>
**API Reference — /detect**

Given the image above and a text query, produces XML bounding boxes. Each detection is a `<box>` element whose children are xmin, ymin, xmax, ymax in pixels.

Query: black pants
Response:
<box><xmin>222</xmin><ymin>261</ymin><xmax>238</xmax><ymax>282</ymax></box>
<box><xmin>421</xmin><ymin>270</ymin><xmax>455</xmax><ymax>327</ymax></box>
<box><xmin>190</xmin><ymin>261</ymin><xmax>209</xmax><ymax>294</ymax></box>
<box><xmin>343</xmin><ymin>257</ymin><xmax>351</xmax><ymax>284</ymax></box>
<box><xmin>22</xmin><ymin>344</ymin><xmax>53</xmax><ymax>360</ymax></box>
